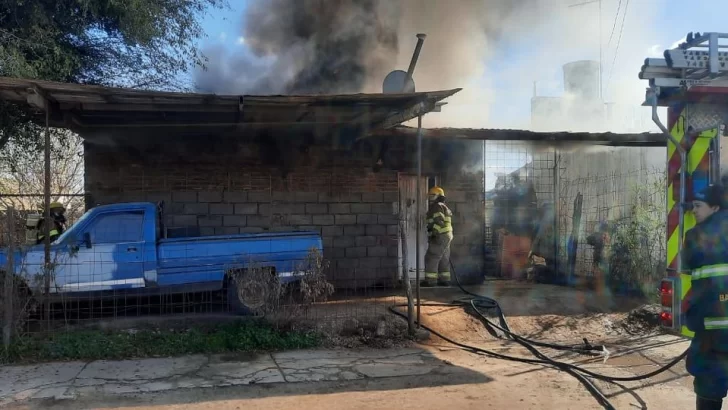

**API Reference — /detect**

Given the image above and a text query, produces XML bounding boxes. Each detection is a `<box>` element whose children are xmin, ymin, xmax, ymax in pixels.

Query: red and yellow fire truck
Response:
<box><xmin>639</xmin><ymin>32</ymin><xmax>728</xmax><ymax>337</ymax></box>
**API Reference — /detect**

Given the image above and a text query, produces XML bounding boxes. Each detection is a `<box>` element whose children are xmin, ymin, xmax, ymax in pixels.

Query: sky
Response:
<box><xmin>194</xmin><ymin>0</ymin><xmax>728</xmax><ymax>189</ymax></box>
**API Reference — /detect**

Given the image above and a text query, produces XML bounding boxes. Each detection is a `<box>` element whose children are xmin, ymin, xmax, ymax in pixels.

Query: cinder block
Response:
<box><xmin>366</xmin><ymin>225</ymin><xmax>386</xmax><ymax>236</ymax></box>
<box><xmin>338</xmin><ymin>193</ymin><xmax>362</xmax><ymax>202</ymax></box>
<box><xmin>371</xmin><ymin>203</ymin><xmax>392</xmax><ymax>214</ymax></box>
<box><xmin>306</xmin><ymin>203</ymin><xmax>328</xmax><ymax>214</ymax></box>
<box><xmin>172</xmin><ymin>215</ymin><xmax>197</xmax><ymax>226</ymax></box>
<box><xmin>165</xmin><ymin>202</ymin><xmax>185</xmax><ymax>214</ymax></box>
<box><xmin>235</xmin><ymin>203</ymin><xmax>258</xmax><ymax>215</ymax></box>
<box><xmin>322</xmin><ymin>226</ymin><xmax>343</xmax><ymax>237</ymax></box>
<box><xmin>356</xmin><ymin>236</ymin><xmax>377</xmax><ymax>247</ymax></box>
<box><xmin>344</xmin><ymin>225</ymin><xmax>366</xmax><ymax>236</ymax></box>
<box><xmin>198</xmin><ymin>216</ymin><xmax>223</xmax><ymax>227</ymax></box>
<box><xmin>361</xmin><ymin>192</ymin><xmax>383</xmax><ymax>203</ymax></box>
<box><xmin>247</xmin><ymin>215</ymin><xmax>270</xmax><ymax>227</ymax></box>
<box><xmin>240</xmin><ymin>227</ymin><xmax>265</xmax><ymax>233</ymax></box>
<box><xmin>272</xmin><ymin>192</ymin><xmax>295</xmax><ymax>202</ymax></box>
<box><xmin>313</xmin><ymin>215</ymin><xmax>335</xmax><ymax>225</ymax></box>
<box><xmin>335</xmin><ymin>214</ymin><xmax>357</xmax><ymax>225</ymax></box>
<box><xmin>357</xmin><ymin>214</ymin><xmax>378</xmax><ymax>224</ymax></box>
<box><xmin>387</xmin><ymin>225</ymin><xmax>399</xmax><ymax>235</ymax></box>
<box><xmin>146</xmin><ymin>193</ymin><xmax>172</xmax><ymax>203</ymax></box>
<box><xmin>329</xmin><ymin>204</ymin><xmax>351</xmax><ymax>214</ymax></box>
<box><xmin>368</xmin><ymin>246</ymin><xmax>388</xmax><ymax>257</ymax></box>
<box><xmin>223</xmin><ymin>215</ymin><xmax>246</xmax><ymax>226</ymax></box>
<box><xmin>328</xmin><ymin>247</ymin><xmax>346</xmax><ymax>259</ymax></box>
<box><xmin>199</xmin><ymin>227</ymin><xmax>216</xmax><ymax>236</ymax></box>
<box><xmin>318</xmin><ymin>192</ymin><xmax>339</xmax><ymax>203</ymax></box>
<box><xmin>381</xmin><ymin>257</ymin><xmax>399</xmax><ymax>268</ymax></box>
<box><xmin>346</xmin><ymin>247</ymin><xmax>367</xmax><ymax>258</ymax></box>
<box><xmin>276</xmin><ymin>204</ymin><xmax>305</xmax><ymax>214</ymax></box>
<box><xmin>199</xmin><ymin>191</ymin><xmax>223</xmax><ymax>203</ymax></box>
<box><xmin>173</xmin><ymin>191</ymin><xmax>197</xmax><ymax>202</ymax></box>
<box><xmin>378</xmin><ymin>214</ymin><xmax>398</xmax><ymax>224</ymax></box>
<box><xmin>210</xmin><ymin>204</ymin><xmax>234</xmax><ymax>215</ymax></box>
<box><xmin>387</xmin><ymin>245</ymin><xmax>399</xmax><ymax>257</ymax></box>
<box><xmin>332</xmin><ymin>236</ymin><xmax>355</xmax><ymax>248</ymax></box>
<box><xmin>338</xmin><ymin>258</ymin><xmax>360</xmax><ymax>269</ymax></box>
<box><xmin>224</xmin><ymin>191</ymin><xmax>247</xmax><ymax>203</ymax></box>
<box><xmin>288</xmin><ymin>215</ymin><xmax>312</xmax><ymax>225</ymax></box>
<box><xmin>350</xmin><ymin>203</ymin><xmax>371</xmax><ymax>213</ymax></box>
<box><xmin>360</xmin><ymin>257</ymin><xmax>381</xmax><ymax>268</ymax></box>
<box><xmin>383</xmin><ymin>192</ymin><xmax>399</xmax><ymax>202</ymax></box>
<box><xmin>295</xmin><ymin>192</ymin><xmax>319</xmax><ymax>203</ymax></box>
<box><xmin>322</xmin><ymin>236</ymin><xmax>334</xmax><ymax>248</ymax></box>
<box><xmin>184</xmin><ymin>203</ymin><xmax>209</xmax><ymax>215</ymax></box>
<box><xmin>248</xmin><ymin>191</ymin><xmax>271</xmax><ymax>203</ymax></box>
<box><xmin>216</xmin><ymin>227</ymin><xmax>240</xmax><ymax>235</ymax></box>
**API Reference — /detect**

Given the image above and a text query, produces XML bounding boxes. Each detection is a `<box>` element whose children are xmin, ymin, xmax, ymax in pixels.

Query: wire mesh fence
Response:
<box><xmin>482</xmin><ymin>142</ymin><xmax>667</xmax><ymax>298</ymax></box>
<box><xmin>0</xmin><ymin>132</ymin><xmax>669</xmax><ymax>347</ymax></box>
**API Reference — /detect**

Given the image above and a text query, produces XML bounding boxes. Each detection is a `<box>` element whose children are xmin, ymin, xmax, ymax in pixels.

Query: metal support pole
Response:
<box><xmin>3</xmin><ymin>207</ymin><xmax>15</xmax><ymax>349</ymax></box>
<box><xmin>416</xmin><ymin>115</ymin><xmax>422</xmax><ymax>326</ymax></box>
<box><xmin>43</xmin><ymin>109</ymin><xmax>51</xmax><ymax>322</ymax></box>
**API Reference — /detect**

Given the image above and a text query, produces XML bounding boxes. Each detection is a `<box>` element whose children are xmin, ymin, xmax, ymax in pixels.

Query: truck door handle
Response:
<box><xmin>127</xmin><ymin>247</ymin><xmax>137</xmax><ymax>252</ymax></box>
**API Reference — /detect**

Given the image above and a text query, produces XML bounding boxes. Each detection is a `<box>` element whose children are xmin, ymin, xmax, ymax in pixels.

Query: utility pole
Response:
<box><xmin>569</xmin><ymin>0</ymin><xmax>603</xmax><ymax>102</ymax></box>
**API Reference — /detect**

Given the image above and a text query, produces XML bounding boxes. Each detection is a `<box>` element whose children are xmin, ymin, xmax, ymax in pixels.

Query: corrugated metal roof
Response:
<box><xmin>378</xmin><ymin>126</ymin><xmax>667</xmax><ymax>147</ymax></box>
<box><xmin>0</xmin><ymin>77</ymin><xmax>461</xmax><ymax>133</ymax></box>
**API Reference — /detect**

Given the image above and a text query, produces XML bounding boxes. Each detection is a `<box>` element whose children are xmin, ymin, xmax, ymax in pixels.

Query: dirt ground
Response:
<box><xmin>5</xmin><ymin>280</ymin><xmax>699</xmax><ymax>410</ymax></box>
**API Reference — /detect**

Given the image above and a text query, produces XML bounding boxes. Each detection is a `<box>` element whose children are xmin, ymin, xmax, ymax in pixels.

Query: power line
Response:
<box><xmin>606</xmin><ymin>0</ymin><xmax>623</xmax><ymax>47</ymax></box>
<box><xmin>605</xmin><ymin>0</ymin><xmax>630</xmax><ymax>96</ymax></box>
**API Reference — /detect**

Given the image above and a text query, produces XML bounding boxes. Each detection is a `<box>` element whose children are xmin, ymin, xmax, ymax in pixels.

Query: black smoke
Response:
<box><xmin>195</xmin><ymin>0</ymin><xmax>540</xmax><ymax>96</ymax></box>
<box><xmin>198</xmin><ymin>0</ymin><xmax>400</xmax><ymax>95</ymax></box>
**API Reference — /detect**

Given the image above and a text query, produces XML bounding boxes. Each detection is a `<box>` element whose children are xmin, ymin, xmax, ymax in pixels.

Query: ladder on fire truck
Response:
<box><xmin>639</xmin><ymin>32</ymin><xmax>728</xmax><ymax>336</ymax></box>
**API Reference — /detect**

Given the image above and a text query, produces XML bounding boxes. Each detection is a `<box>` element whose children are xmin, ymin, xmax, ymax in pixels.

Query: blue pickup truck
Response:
<box><xmin>0</xmin><ymin>202</ymin><xmax>323</xmax><ymax>313</ymax></box>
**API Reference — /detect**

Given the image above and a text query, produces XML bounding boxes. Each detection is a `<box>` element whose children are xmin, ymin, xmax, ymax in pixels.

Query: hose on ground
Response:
<box><xmin>387</xmin><ymin>260</ymin><xmax>689</xmax><ymax>410</ymax></box>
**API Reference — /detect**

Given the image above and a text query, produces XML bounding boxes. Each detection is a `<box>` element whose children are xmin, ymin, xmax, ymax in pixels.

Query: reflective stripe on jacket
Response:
<box><xmin>426</xmin><ymin>202</ymin><xmax>453</xmax><ymax>237</ymax></box>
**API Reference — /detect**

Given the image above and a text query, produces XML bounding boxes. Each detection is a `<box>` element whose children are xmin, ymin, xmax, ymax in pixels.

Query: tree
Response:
<box><xmin>0</xmin><ymin>0</ymin><xmax>227</xmax><ymax>150</ymax></box>
<box><xmin>0</xmin><ymin>132</ymin><xmax>85</xmax><ymax>219</ymax></box>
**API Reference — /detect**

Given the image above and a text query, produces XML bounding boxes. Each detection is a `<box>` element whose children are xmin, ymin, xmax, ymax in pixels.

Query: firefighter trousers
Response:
<box><xmin>424</xmin><ymin>234</ymin><xmax>453</xmax><ymax>284</ymax></box>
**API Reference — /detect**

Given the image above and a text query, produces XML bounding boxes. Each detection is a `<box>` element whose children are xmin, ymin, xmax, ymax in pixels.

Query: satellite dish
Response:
<box><xmin>383</xmin><ymin>70</ymin><xmax>415</xmax><ymax>94</ymax></box>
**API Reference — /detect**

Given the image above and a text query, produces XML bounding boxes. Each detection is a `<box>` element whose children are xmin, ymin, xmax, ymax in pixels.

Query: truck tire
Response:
<box><xmin>226</xmin><ymin>276</ymin><xmax>267</xmax><ymax>316</ymax></box>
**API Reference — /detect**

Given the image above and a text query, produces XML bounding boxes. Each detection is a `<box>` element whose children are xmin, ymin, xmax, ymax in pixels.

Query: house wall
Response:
<box><xmin>83</xmin><ymin>136</ymin><xmax>485</xmax><ymax>289</ymax></box>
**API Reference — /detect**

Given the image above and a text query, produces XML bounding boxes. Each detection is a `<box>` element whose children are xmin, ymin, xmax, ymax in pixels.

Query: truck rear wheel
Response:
<box><xmin>227</xmin><ymin>276</ymin><xmax>267</xmax><ymax>315</ymax></box>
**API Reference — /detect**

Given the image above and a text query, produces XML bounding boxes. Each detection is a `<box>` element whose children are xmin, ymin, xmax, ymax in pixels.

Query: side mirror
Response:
<box><xmin>83</xmin><ymin>232</ymin><xmax>92</xmax><ymax>249</ymax></box>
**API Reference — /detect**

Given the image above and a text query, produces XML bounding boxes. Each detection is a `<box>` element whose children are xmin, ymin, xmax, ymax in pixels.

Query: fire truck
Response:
<box><xmin>639</xmin><ymin>32</ymin><xmax>728</xmax><ymax>338</ymax></box>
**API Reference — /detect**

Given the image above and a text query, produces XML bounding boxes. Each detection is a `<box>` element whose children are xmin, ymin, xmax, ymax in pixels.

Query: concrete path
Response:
<box><xmin>0</xmin><ymin>348</ymin><xmax>456</xmax><ymax>406</ymax></box>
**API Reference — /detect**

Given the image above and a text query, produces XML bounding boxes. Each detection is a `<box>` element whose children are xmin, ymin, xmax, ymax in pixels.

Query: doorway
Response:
<box><xmin>397</xmin><ymin>174</ymin><xmax>432</xmax><ymax>280</ymax></box>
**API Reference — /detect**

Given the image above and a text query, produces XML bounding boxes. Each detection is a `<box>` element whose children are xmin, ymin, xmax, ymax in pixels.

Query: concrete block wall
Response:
<box><xmin>84</xmin><ymin>142</ymin><xmax>404</xmax><ymax>289</ymax></box>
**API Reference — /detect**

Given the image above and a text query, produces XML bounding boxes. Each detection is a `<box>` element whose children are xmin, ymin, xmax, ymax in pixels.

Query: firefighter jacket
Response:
<box><xmin>426</xmin><ymin>202</ymin><xmax>453</xmax><ymax>239</ymax></box>
<box><xmin>36</xmin><ymin>216</ymin><xmax>66</xmax><ymax>245</ymax></box>
<box><xmin>681</xmin><ymin>209</ymin><xmax>728</xmax><ymax>378</ymax></box>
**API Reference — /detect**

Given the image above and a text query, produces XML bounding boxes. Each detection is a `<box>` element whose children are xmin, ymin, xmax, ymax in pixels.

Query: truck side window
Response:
<box><xmin>87</xmin><ymin>212</ymin><xmax>144</xmax><ymax>244</ymax></box>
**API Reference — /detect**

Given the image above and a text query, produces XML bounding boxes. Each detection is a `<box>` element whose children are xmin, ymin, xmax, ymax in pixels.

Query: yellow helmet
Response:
<box><xmin>49</xmin><ymin>202</ymin><xmax>65</xmax><ymax>211</ymax></box>
<box><xmin>428</xmin><ymin>186</ymin><xmax>445</xmax><ymax>197</ymax></box>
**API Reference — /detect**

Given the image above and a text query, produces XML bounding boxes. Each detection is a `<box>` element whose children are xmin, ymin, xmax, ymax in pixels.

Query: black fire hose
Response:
<box><xmin>387</xmin><ymin>260</ymin><xmax>689</xmax><ymax>410</ymax></box>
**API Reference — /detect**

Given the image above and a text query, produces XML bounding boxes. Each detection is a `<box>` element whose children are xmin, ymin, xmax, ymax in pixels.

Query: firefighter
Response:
<box><xmin>36</xmin><ymin>201</ymin><xmax>67</xmax><ymax>245</ymax></box>
<box><xmin>423</xmin><ymin>186</ymin><xmax>453</xmax><ymax>287</ymax></box>
<box><xmin>682</xmin><ymin>184</ymin><xmax>728</xmax><ymax>410</ymax></box>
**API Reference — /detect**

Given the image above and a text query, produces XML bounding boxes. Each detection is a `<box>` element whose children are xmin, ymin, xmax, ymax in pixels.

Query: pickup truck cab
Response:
<box><xmin>0</xmin><ymin>202</ymin><xmax>322</xmax><ymax>313</ymax></box>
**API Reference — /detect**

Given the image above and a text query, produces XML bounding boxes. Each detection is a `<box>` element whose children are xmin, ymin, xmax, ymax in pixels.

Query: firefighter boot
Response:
<box><xmin>697</xmin><ymin>397</ymin><xmax>723</xmax><ymax>410</ymax></box>
<box><xmin>420</xmin><ymin>280</ymin><xmax>436</xmax><ymax>287</ymax></box>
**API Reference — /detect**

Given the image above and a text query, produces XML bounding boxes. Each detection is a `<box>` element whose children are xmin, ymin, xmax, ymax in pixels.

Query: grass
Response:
<box><xmin>1</xmin><ymin>320</ymin><xmax>321</xmax><ymax>364</ymax></box>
